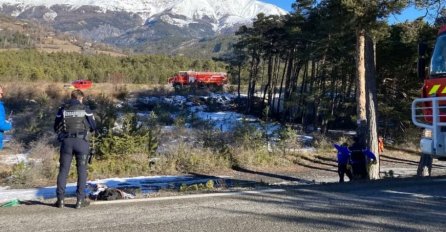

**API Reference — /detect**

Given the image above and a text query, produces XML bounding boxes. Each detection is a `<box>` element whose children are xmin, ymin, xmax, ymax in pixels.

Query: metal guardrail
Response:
<box><xmin>412</xmin><ymin>97</ymin><xmax>446</xmax><ymax>156</ymax></box>
<box><xmin>411</xmin><ymin>96</ymin><xmax>446</xmax><ymax>129</ymax></box>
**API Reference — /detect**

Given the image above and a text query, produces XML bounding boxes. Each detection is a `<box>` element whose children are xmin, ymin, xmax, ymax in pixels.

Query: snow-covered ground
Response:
<box><xmin>0</xmin><ymin>153</ymin><xmax>28</xmax><ymax>165</ymax></box>
<box><xmin>0</xmin><ymin>175</ymin><xmax>225</xmax><ymax>204</ymax></box>
<box><xmin>0</xmin><ymin>92</ymin><xmax>317</xmax><ymax>204</ymax></box>
<box><xmin>135</xmin><ymin>93</ymin><xmax>285</xmax><ymax>136</ymax></box>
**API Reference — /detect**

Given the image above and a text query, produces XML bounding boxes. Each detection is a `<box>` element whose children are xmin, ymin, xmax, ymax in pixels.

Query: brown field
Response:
<box><xmin>36</xmin><ymin>37</ymin><xmax>126</xmax><ymax>57</ymax></box>
<box><xmin>0</xmin><ymin>81</ymin><xmax>170</xmax><ymax>97</ymax></box>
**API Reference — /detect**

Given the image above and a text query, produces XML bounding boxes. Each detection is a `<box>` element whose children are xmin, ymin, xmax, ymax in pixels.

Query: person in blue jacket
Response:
<box><xmin>334</xmin><ymin>143</ymin><xmax>353</xmax><ymax>182</ymax></box>
<box><xmin>0</xmin><ymin>85</ymin><xmax>12</xmax><ymax>150</ymax></box>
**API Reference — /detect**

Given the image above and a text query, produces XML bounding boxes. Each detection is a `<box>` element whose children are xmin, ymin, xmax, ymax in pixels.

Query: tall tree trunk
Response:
<box><xmin>271</xmin><ymin>56</ymin><xmax>281</xmax><ymax>115</ymax></box>
<box><xmin>345</xmin><ymin>74</ymin><xmax>355</xmax><ymax>105</ymax></box>
<box><xmin>284</xmin><ymin>53</ymin><xmax>294</xmax><ymax>101</ymax></box>
<box><xmin>356</xmin><ymin>28</ymin><xmax>367</xmax><ymax>145</ymax></box>
<box><xmin>278</xmin><ymin>55</ymin><xmax>288</xmax><ymax>118</ymax></box>
<box><xmin>327</xmin><ymin>68</ymin><xmax>338</xmax><ymax>133</ymax></box>
<box><xmin>248</xmin><ymin>55</ymin><xmax>260</xmax><ymax>113</ymax></box>
<box><xmin>262</xmin><ymin>55</ymin><xmax>273</xmax><ymax>110</ymax></box>
<box><xmin>299</xmin><ymin>61</ymin><xmax>309</xmax><ymax>123</ymax></box>
<box><xmin>247</xmin><ymin>55</ymin><xmax>256</xmax><ymax>112</ymax></box>
<box><xmin>365</xmin><ymin>36</ymin><xmax>379</xmax><ymax>179</ymax></box>
<box><xmin>237</xmin><ymin>65</ymin><xmax>241</xmax><ymax>100</ymax></box>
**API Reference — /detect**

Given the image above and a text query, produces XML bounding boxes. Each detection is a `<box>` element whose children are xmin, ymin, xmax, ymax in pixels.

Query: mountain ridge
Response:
<box><xmin>0</xmin><ymin>0</ymin><xmax>288</xmax><ymax>57</ymax></box>
<box><xmin>0</xmin><ymin>0</ymin><xmax>287</xmax><ymax>27</ymax></box>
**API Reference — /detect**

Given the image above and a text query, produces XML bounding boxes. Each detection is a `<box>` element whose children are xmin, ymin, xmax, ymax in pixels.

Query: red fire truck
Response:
<box><xmin>412</xmin><ymin>25</ymin><xmax>446</xmax><ymax>160</ymax></box>
<box><xmin>64</xmin><ymin>80</ymin><xmax>93</xmax><ymax>90</ymax></box>
<box><xmin>72</xmin><ymin>80</ymin><xmax>93</xmax><ymax>90</ymax></box>
<box><xmin>168</xmin><ymin>71</ymin><xmax>228</xmax><ymax>90</ymax></box>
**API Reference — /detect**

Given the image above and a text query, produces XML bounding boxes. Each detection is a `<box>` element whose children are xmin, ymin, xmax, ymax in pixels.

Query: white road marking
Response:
<box><xmin>383</xmin><ymin>190</ymin><xmax>446</xmax><ymax>199</ymax></box>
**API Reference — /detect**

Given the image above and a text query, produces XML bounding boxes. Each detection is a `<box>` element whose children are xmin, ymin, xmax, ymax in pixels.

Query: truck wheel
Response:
<box><xmin>173</xmin><ymin>84</ymin><xmax>181</xmax><ymax>92</ymax></box>
<box><xmin>207</xmin><ymin>84</ymin><xmax>216</xmax><ymax>91</ymax></box>
<box><xmin>215</xmin><ymin>85</ymin><xmax>223</xmax><ymax>92</ymax></box>
<box><xmin>417</xmin><ymin>153</ymin><xmax>433</xmax><ymax>177</ymax></box>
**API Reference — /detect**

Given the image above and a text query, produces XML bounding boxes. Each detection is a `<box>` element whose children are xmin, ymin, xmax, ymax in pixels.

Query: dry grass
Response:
<box><xmin>0</xmin><ymin>82</ymin><xmax>169</xmax><ymax>102</ymax></box>
<box><xmin>88</xmin><ymin>153</ymin><xmax>150</xmax><ymax>180</ymax></box>
<box><xmin>4</xmin><ymin>137</ymin><xmax>59</xmax><ymax>187</ymax></box>
<box><xmin>36</xmin><ymin>38</ymin><xmax>82</xmax><ymax>53</ymax></box>
<box><xmin>232</xmin><ymin>146</ymin><xmax>294</xmax><ymax>168</ymax></box>
<box><xmin>0</xmin><ymin>163</ymin><xmax>12</xmax><ymax>181</ymax></box>
<box><xmin>150</xmin><ymin>143</ymin><xmax>232</xmax><ymax>175</ymax></box>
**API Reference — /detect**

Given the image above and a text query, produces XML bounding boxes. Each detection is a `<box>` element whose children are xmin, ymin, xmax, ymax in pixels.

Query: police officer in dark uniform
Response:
<box><xmin>54</xmin><ymin>89</ymin><xmax>96</xmax><ymax>209</ymax></box>
<box><xmin>349</xmin><ymin>136</ymin><xmax>367</xmax><ymax>179</ymax></box>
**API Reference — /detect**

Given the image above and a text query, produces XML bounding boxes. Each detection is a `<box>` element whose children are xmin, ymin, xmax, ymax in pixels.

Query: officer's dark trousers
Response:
<box><xmin>338</xmin><ymin>163</ymin><xmax>353</xmax><ymax>182</ymax></box>
<box><xmin>351</xmin><ymin>151</ymin><xmax>367</xmax><ymax>179</ymax></box>
<box><xmin>56</xmin><ymin>138</ymin><xmax>89</xmax><ymax>200</ymax></box>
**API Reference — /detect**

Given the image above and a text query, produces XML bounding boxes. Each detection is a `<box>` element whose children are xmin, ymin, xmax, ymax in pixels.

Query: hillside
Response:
<box><xmin>0</xmin><ymin>14</ymin><xmax>125</xmax><ymax>56</ymax></box>
<box><xmin>0</xmin><ymin>0</ymin><xmax>287</xmax><ymax>58</ymax></box>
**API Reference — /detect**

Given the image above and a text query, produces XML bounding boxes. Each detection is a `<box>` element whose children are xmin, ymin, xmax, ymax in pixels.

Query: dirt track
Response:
<box><xmin>222</xmin><ymin>147</ymin><xmax>446</xmax><ymax>186</ymax></box>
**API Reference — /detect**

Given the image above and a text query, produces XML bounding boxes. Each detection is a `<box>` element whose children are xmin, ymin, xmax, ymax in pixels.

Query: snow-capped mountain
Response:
<box><xmin>0</xmin><ymin>0</ymin><xmax>286</xmax><ymax>29</ymax></box>
<box><xmin>0</xmin><ymin>0</ymin><xmax>287</xmax><ymax>55</ymax></box>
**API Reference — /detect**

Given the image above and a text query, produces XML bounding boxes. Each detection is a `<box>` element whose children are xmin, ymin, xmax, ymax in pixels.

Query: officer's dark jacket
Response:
<box><xmin>54</xmin><ymin>99</ymin><xmax>96</xmax><ymax>135</ymax></box>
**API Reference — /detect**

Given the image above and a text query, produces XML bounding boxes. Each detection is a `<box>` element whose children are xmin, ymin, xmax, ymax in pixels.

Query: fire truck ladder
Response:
<box><xmin>412</xmin><ymin>96</ymin><xmax>446</xmax><ymax>157</ymax></box>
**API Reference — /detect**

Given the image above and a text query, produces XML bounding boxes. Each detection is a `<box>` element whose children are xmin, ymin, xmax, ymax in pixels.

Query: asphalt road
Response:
<box><xmin>0</xmin><ymin>177</ymin><xmax>445</xmax><ymax>232</ymax></box>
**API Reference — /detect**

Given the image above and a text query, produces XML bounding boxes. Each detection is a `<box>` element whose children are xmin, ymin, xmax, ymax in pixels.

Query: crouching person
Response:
<box><xmin>334</xmin><ymin>143</ymin><xmax>353</xmax><ymax>183</ymax></box>
<box><xmin>0</xmin><ymin>85</ymin><xmax>12</xmax><ymax>150</ymax></box>
<box><xmin>54</xmin><ymin>89</ymin><xmax>97</xmax><ymax>209</ymax></box>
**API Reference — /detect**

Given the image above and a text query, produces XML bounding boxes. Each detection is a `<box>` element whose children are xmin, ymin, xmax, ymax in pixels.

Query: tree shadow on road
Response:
<box><xmin>19</xmin><ymin>200</ymin><xmax>55</xmax><ymax>208</ymax></box>
<box><xmin>385</xmin><ymin>146</ymin><xmax>420</xmax><ymax>156</ymax></box>
<box><xmin>297</xmin><ymin>155</ymin><xmax>338</xmax><ymax>168</ymax></box>
<box><xmin>381</xmin><ymin>154</ymin><xmax>446</xmax><ymax>168</ymax></box>
<box><xmin>210</xmin><ymin>176</ymin><xmax>446</xmax><ymax>231</ymax></box>
<box><xmin>292</xmin><ymin>161</ymin><xmax>338</xmax><ymax>173</ymax></box>
<box><xmin>230</xmin><ymin>166</ymin><xmax>316</xmax><ymax>185</ymax></box>
<box><xmin>189</xmin><ymin>172</ymin><xmax>272</xmax><ymax>188</ymax></box>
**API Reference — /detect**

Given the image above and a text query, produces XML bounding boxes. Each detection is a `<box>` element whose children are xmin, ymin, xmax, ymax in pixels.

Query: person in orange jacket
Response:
<box><xmin>378</xmin><ymin>136</ymin><xmax>384</xmax><ymax>155</ymax></box>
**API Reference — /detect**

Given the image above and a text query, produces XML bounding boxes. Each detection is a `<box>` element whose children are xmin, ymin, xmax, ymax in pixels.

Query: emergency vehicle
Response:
<box><xmin>412</xmin><ymin>25</ymin><xmax>446</xmax><ymax>160</ymax></box>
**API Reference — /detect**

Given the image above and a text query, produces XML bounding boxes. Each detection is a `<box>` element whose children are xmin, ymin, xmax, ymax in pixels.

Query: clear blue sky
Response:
<box><xmin>261</xmin><ymin>0</ymin><xmax>426</xmax><ymax>24</ymax></box>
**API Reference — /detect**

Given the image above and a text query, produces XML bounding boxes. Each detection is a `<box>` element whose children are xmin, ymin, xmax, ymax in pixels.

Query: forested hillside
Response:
<box><xmin>1</xmin><ymin>0</ymin><xmax>446</xmax><ymax>187</ymax></box>
<box><xmin>219</xmin><ymin>1</ymin><xmax>444</xmax><ymax>144</ymax></box>
<box><xmin>0</xmin><ymin>1</ymin><xmax>444</xmax><ymax>140</ymax></box>
<box><xmin>0</xmin><ymin>50</ymin><xmax>226</xmax><ymax>84</ymax></box>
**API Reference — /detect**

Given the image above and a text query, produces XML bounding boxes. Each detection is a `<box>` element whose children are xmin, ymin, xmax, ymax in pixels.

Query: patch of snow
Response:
<box><xmin>189</xmin><ymin>105</ymin><xmax>207</xmax><ymax>113</ymax></box>
<box><xmin>0</xmin><ymin>153</ymin><xmax>29</xmax><ymax>165</ymax></box>
<box><xmin>162</xmin><ymin>95</ymin><xmax>187</xmax><ymax>106</ymax></box>
<box><xmin>11</xmin><ymin>9</ymin><xmax>21</xmax><ymax>16</ymax></box>
<box><xmin>136</xmin><ymin>112</ymin><xmax>152</xmax><ymax>118</ymax></box>
<box><xmin>42</xmin><ymin>10</ymin><xmax>57</xmax><ymax>21</ymax></box>
<box><xmin>0</xmin><ymin>175</ymin><xmax>223</xmax><ymax>203</ymax></box>
<box><xmin>194</xmin><ymin>110</ymin><xmax>281</xmax><ymax>135</ymax></box>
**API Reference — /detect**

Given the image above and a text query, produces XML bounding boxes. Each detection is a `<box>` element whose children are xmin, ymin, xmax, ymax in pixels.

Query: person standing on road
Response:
<box><xmin>0</xmin><ymin>85</ymin><xmax>12</xmax><ymax>150</ymax></box>
<box><xmin>349</xmin><ymin>136</ymin><xmax>368</xmax><ymax>179</ymax></box>
<box><xmin>334</xmin><ymin>143</ymin><xmax>353</xmax><ymax>183</ymax></box>
<box><xmin>54</xmin><ymin>89</ymin><xmax>96</xmax><ymax>209</ymax></box>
